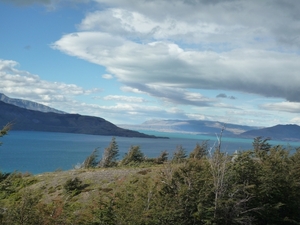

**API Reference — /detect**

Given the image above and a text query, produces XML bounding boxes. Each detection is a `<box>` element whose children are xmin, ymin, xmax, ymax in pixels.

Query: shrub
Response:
<box><xmin>63</xmin><ymin>177</ymin><xmax>83</xmax><ymax>195</ymax></box>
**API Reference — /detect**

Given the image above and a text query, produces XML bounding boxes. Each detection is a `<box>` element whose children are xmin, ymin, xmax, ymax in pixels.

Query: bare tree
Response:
<box><xmin>208</xmin><ymin>126</ymin><xmax>230</xmax><ymax>221</ymax></box>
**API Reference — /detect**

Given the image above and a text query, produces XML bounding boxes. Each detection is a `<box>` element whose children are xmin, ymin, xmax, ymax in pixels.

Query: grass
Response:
<box><xmin>14</xmin><ymin>165</ymin><xmax>161</xmax><ymax>205</ymax></box>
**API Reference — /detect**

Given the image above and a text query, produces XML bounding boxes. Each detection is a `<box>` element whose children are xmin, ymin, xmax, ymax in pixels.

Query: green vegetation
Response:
<box><xmin>171</xmin><ymin>144</ymin><xmax>187</xmax><ymax>163</ymax></box>
<box><xmin>1</xmin><ymin>136</ymin><xmax>300</xmax><ymax>224</ymax></box>
<box><xmin>0</xmin><ymin>123</ymin><xmax>11</xmax><ymax>146</ymax></box>
<box><xmin>98</xmin><ymin>137</ymin><xmax>119</xmax><ymax>168</ymax></box>
<box><xmin>82</xmin><ymin>148</ymin><xmax>99</xmax><ymax>169</ymax></box>
<box><xmin>120</xmin><ymin>145</ymin><xmax>145</xmax><ymax>166</ymax></box>
<box><xmin>63</xmin><ymin>177</ymin><xmax>84</xmax><ymax>195</ymax></box>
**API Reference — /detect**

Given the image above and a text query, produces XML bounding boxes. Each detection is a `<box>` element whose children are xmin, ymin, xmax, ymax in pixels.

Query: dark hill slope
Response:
<box><xmin>0</xmin><ymin>101</ymin><xmax>157</xmax><ymax>138</ymax></box>
<box><xmin>240</xmin><ymin>124</ymin><xmax>300</xmax><ymax>141</ymax></box>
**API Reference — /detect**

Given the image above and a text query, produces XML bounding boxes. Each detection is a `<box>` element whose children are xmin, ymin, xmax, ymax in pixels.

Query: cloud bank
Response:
<box><xmin>52</xmin><ymin>0</ymin><xmax>300</xmax><ymax>105</ymax></box>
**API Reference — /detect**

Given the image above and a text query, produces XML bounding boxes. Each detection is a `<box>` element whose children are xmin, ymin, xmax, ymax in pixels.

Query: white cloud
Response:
<box><xmin>51</xmin><ymin>0</ymin><xmax>300</xmax><ymax>108</ymax></box>
<box><xmin>89</xmin><ymin>0</ymin><xmax>300</xmax><ymax>49</ymax></box>
<box><xmin>120</xmin><ymin>86</ymin><xmax>145</xmax><ymax>94</ymax></box>
<box><xmin>0</xmin><ymin>59</ymin><xmax>99</xmax><ymax>107</ymax></box>
<box><xmin>53</xmin><ymin>31</ymin><xmax>300</xmax><ymax>102</ymax></box>
<box><xmin>78</xmin><ymin>8</ymin><xmax>235</xmax><ymax>44</ymax></box>
<box><xmin>75</xmin><ymin>102</ymin><xmax>190</xmax><ymax>123</ymax></box>
<box><xmin>290</xmin><ymin>117</ymin><xmax>300</xmax><ymax>125</ymax></box>
<box><xmin>102</xmin><ymin>74</ymin><xmax>113</xmax><ymax>79</ymax></box>
<box><xmin>261</xmin><ymin>102</ymin><xmax>300</xmax><ymax>113</ymax></box>
<box><xmin>103</xmin><ymin>95</ymin><xmax>147</xmax><ymax>103</ymax></box>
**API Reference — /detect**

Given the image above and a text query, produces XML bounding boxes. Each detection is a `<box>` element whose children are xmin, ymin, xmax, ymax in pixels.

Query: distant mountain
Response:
<box><xmin>120</xmin><ymin>120</ymin><xmax>300</xmax><ymax>141</ymax></box>
<box><xmin>239</xmin><ymin>124</ymin><xmax>300</xmax><ymax>141</ymax></box>
<box><xmin>0</xmin><ymin>101</ymin><xmax>160</xmax><ymax>138</ymax></box>
<box><xmin>0</xmin><ymin>93</ymin><xmax>65</xmax><ymax>114</ymax></box>
<box><xmin>119</xmin><ymin>119</ymin><xmax>257</xmax><ymax>136</ymax></box>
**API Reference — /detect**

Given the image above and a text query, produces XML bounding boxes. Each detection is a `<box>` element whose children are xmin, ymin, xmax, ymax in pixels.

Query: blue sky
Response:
<box><xmin>1</xmin><ymin>0</ymin><xmax>300</xmax><ymax>127</ymax></box>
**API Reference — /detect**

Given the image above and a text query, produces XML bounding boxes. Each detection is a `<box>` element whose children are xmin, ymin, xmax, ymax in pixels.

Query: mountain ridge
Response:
<box><xmin>239</xmin><ymin>124</ymin><xmax>300</xmax><ymax>141</ymax></box>
<box><xmin>0</xmin><ymin>101</ymin><xmax>161</xmax><ymax>138</ymax></box>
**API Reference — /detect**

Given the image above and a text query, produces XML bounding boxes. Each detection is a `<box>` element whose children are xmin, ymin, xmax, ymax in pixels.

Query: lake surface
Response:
<box><xmin>0</xmin><ymin>131</ymin><xmax>298</xmax><ymax>174</ymax></box>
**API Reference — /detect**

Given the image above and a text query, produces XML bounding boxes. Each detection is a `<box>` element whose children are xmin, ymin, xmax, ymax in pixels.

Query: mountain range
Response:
<box><xmin>119</xmin><ymin>119</ymin><xmax>300</xmax><ymax>141</ymax></box>
<box><xmin>1</xmin><ymin>93</ymin><xmax>299</xmax><ymax>141</ymax></box>
<box><xmin>119</xmin><ymin>119</ymin><xmax>256</xmax><ymax>136</ymax></box>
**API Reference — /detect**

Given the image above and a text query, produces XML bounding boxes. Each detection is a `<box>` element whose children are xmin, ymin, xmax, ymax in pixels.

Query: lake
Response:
<box><xmin>0</xmin><ymin>131</ymin><xmax>298</xmax><ymax>174</ymax></box>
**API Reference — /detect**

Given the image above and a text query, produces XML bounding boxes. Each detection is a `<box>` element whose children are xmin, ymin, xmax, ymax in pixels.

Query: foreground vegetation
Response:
<box><xmin>1</xmin><ymin>126</ymin><xmax>300</xmax><ymax>224</ymax></box>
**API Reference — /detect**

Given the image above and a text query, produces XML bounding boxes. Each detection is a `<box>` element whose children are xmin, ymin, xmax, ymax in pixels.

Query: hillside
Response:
<box><xmin>1</xmin><ymin>144</ymin><xmax>300</xmax><ymax>224</ymax></box>
<box><xmin>240</xmin><ymin>124</ymin><xmax>300</xmax><ymax>141</ymax></box>
<box><xmin>0</xmin><ymin>101</ymin><xmax>159</xmax><ymax>138</ymax></box>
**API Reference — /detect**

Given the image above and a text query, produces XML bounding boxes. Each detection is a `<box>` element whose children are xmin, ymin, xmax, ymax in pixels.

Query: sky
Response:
<box><xmin>1</xmin><ymin>0</ymin><xmax>300</xmax><ymax>127</ymax></box>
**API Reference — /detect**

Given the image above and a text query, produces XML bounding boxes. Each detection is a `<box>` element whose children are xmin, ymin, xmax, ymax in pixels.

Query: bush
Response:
<box><xmin>63</xmin><ymin>177</ymin><xmax>83</xmax><ymax>195</ymax></box>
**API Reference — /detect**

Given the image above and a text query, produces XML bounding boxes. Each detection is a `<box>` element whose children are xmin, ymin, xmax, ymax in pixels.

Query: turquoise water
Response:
<box><xmin>0</xmin><ymin>131</ymin><xmax>298</xmax><ymax>174</ymax></box>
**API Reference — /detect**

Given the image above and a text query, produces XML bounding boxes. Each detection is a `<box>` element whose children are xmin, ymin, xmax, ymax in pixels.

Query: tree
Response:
<box><xmin>154</xmin><ymin>160</ymin><xmax>212</xmax><ymax>225</ymax></box>
<box><xmin>120</xmin><ymin>145</ymin><xmax>144</xmax><ymax>166</ymax></box>
<box><xmin>82</xmin><ymin>148</ymin><xmax>99</xmax><ymax>168</ymax></box>
<box><xmin>253</xmin><ymin>136</ymin><xmax>271</xmax><ymax>158</ymax></box>
<box><xmin>154</xmin><ymin>150</ymin><xmax>169</xmax><ymax>164</ymax></box>
<box><xmin>209</xmin><ymin>147</ymin><xmax>230</xmax><ymax>223</ymax></box>
<box><xmin>98</xmin><ymin>137</ymin><xmax>119</xmax><ymax>168</ymax></box>
<box><xmin>253</xmin><ymin>145</ymin><xmax>297</xmax><ymax>225</ymax></box>
<box><xmin>189</xmin><ymin>140</ymin><xmax>209</xmax><ymax>159</ymax></box>
<box><xmin>207</xmin><ymin>126</ymin><xmax>231</xmax><ymax>223</ymax></box>
<box><xmin>172</xmin><ymin>145</ymin><xmax>187</xmax><ymax>163</ymax></box>
<box><xmin>222</xmin><ymin>150</ymin><xmax>261</xmax><ymax>224</ymax></box>
<box><xmin>0</xmin><ymin>123</ymin><xmax>12</xmax><ymax>146</ymax></box>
